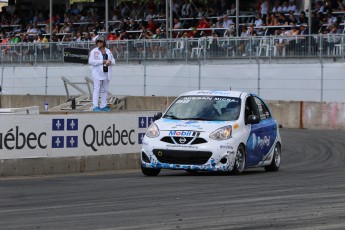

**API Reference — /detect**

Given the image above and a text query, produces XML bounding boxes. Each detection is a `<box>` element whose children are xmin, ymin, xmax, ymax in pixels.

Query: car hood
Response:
<box><xmin>155</xmin><ymin>118</ymin><xmax>235</xmax><ymax>132</ymax></box>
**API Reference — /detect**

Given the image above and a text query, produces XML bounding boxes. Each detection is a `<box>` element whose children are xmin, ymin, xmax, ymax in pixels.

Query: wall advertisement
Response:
<box><xmin>0</xmin><ymin>113</ymin><xmax>154</xmax><ymax>159</ymax></box>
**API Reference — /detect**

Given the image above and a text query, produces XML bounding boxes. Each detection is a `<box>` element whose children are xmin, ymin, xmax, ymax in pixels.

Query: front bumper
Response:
<box><xmin>141</xmin><ymin>142</ymin><xmax>237</xmax><ymax>172</ymax></box>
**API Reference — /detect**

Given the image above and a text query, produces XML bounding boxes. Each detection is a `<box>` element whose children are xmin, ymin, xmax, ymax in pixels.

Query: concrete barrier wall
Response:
<box><xmin>0</xmin><ymin>153</ymin><xmax>139</xmax><ymax>177</ymax></box>
<box><xmin>0</xmin><ymin>95</ymin><xmax>66</xmax><ymax>111</ymax></box>
<box><xmin>2</xmin><ymin>63</ymin><xmax>345</xmax><ymax>102</ymax></box>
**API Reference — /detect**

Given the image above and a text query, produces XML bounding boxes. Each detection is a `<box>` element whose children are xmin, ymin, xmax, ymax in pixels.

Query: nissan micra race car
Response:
<box><xmin>141</xmin><ymin>90</ymin><xmax>282</xmax><ymax>176</ymax></box>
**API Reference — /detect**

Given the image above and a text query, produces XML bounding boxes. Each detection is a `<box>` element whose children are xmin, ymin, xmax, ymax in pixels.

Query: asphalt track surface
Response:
<box><xmin>1</xmin><ymin>129</ymin><xmax>345</xmax><ymax>230</ymax></box>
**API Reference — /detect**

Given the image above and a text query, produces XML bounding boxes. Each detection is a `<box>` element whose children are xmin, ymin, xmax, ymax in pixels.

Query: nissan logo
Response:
<box><xmin>179</xmin><ymin>137</ymin><xmax>187</xmax><ymax>144</ymax></box>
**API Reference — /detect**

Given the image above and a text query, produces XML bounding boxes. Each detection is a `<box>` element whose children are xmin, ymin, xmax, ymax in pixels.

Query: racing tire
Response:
<box><xmin>231</xmin><ymin>145</ymin><xmax>246</xmax><ymax>175</ymax></box>
<box><xmin>265</xmin><ymin>143</ymin><xmax>281</xmax><ymax>172</ymax></box>
<box><xmin>141</xmin><ymin>164</ymin><xmax>161</xmax><ymax>176</ymax></box>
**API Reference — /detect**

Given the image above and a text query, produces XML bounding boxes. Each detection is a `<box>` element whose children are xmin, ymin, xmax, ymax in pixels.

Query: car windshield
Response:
<box><xmin>163</xmin><ymin>96</ymin><xmax>241</xmax><ymax>121</ymax></box>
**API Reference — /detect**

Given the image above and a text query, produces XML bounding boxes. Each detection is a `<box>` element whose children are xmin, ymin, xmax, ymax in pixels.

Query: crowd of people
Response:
<box><xmin>1</xmin><ymin>0</ymin><xmax>345</xmax><ymax>59</ymax></box>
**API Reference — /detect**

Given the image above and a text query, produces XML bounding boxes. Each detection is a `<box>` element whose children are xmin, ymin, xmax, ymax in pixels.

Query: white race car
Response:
<box><xmin>141</xmin><ymin>90</ymin><xmax>282</xmax><ymax>176</ymax></box>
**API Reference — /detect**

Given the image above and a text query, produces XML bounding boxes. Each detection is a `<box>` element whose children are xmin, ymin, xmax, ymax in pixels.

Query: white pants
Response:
<box><xmin>93</xmin><ymin>79</ymin><xmax>109</xmax><ymax>109</ymax></box>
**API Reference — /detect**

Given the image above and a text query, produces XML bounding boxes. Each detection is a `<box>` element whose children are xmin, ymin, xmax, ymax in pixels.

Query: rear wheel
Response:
<box><xmin>265</xmin><ymin>143</ymin><xmax>281</xmax><ymax>172</ymax></box>
<box><xmin>141</xmin><ymin>164</ymin><xmax>161</xmax><ymax>176</ymax></box>
<box><xmin>231</xmin><ymin>145</ymin><xmax>246</xmax><ymax>175</ymax></box>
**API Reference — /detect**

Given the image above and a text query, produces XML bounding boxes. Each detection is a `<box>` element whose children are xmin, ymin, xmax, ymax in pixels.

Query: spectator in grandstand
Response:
<box><xmin>0</xmin><ymin>7</ymin><xmax>11</xmax><ymax>24</ymax></box>
<box><xmin>173</xmin><ymin>17</ymin><xmax>183</xmax><ymax>37</ymax></box>
<box><xmin>91</xmin><ymin>30</ymin><xmax>99</xmax><ymax>42</ymax></box>
<box><xmin>147</xmin><ymin>18</ymin><xmax>158</xmax><ymax>33</ymax></box>
<box><xmin>181</xmin><ymin>0</ymin><xmax>192</xmax><ymax>17</ymax></box>
<box><xmin>112</xmin><ymin>8</ymin><xmax>121</xmax><ymax>21</ymax></box>
<box><xmin>298</xmin><ymin>11</ymin><xmax>308</xmax><ymax>24</ymax></box>
<box><xmin>278</xmin><ymin>12</ymin><xmax>289</xmax><ymax>25</ymax></box>
<box><xmin>324</xmin><ymin>0</ymin><xmax>336</xmax><ymax>13</ymax></box>
<box><xmin>335</xmin><ymin>0</ymin><xmax>345</xmax><ymax>11</ymax></box>
<box><xmin>59</xmin><ymin>22</ymin><xmax>71</xmax><ymax>33</ymax></box>
<box><xmin>287</xmin><ymin>0</ymin><xmax>297</xmax><ymax>13</ymax></box>
<box><xmin>157</xmin><ymin>0</ymin><xmax>166</xmax><ymax>16</ymax></box>
<box><xmin>82</xmin><ymin>32</ymin><xmax>91</xmax><ymax>41</ymax></box>
<box><xmin>146</xmin><ymin>0</ymin><xmax>156</xmax><ymax>15</ymax></box>
<box><xmin>70</xmin><ymin>4</ymin><xmax>80</xmax><ymax>16</ymax></box>
<box><xmin>120</xmin><ymin>3</ymin><xmax>130</xmax><ymax>19</ymax></box>
<box><xmin>88</xmin><ymin>36</ymin><xmax>115</xmax><ymax>112</ymax></box>
<box><xmin>75</xmin><ymin>31</ymin><xmax>82</xmax><ymax>42</ymax></box>
<box><xmin>10</xmin><ymin>13</ymin><xmax>21</xmax><ymax>25</ymax></box>
<box><xmin>325</xmin><ymin>23</ymin><xmax>342</xmax><ymax>55</ymax></box>
<box><xmin>315</xmin><ymin>1</ymin><xmax>325</xmax><ymax>13</ymax></box>
<box><xmin>241</xmin><ymin>25</ymin><xmax>258</xmax><ymax>56</ymax></box>
<box><xmin>325</xmin><ymin>11</ymin><xmax>337</xmax><ymax>27</ymax></box>
<box><xmin>222</xmin><ymin>14</ymin><xmax>235</xmax><ymax>28</ymax></box>
<box><xmin>272</xmin><ymin>0</ymin><xmax>282</xmax><ymax>14</ymax></box>
<box><xmin>260</xmin><ymin>0</ymin><xmax>269</xmax><ymax>21</ymax></box>
<box><xmin>151</xmin><ymin>28</ymin><xmax>166</xmax><ymax>58</ymax></box>
<box><xmin>297</xmin><ymin>24</ymin><xmax>311</xmax><ymax>55</ymax></box>
<box><xmin>287</xmin><ymin>11</ymin><xmax>299</xmax><ymax>25</ymax></box>
<box><xmin>310</xmin><ymin>11</ymin><xmax>320</xmax><ymax>34</ymax></box>
<box><xmin>196</xmin><ymin>16</ymin><xmax>211</xmax><ymax>36</ymax></box>
<box><xmin>146</xmin><ymin>9</ymin><xmax>158</xmax><ymax>20</ymax></box>
<box><xmin>128</xmin><ymin>18</ymin><xmax>140</xmax><ymax>31</ymax></box>
<box><xmin>228</xmin><ymin>3</ymin><xmax>236</xmax><ymax>16</ymax></box>
<box><xmin>196</xmin><ymin>6</ymin><xmax>208</xmax><ymax>18</ymax></box>
<box><xmin>187</xmin><ymin>27</ymin><xmax>201</xmax><ymax>38</ymax></box>
<box><xmin>266</xmin><ymin>13</ymin><xmax>279</xmax><ymax>26</ymax></box>
<box><xmin>282</xmin><ymin>1</ymin><xmax>289</xmax><ymax>13</ymax></box>
<box><xmin>254</xmin><ymin>13</ymin><xmax>264</xmax><ymax>27</ymax></box>
<box><xmin>214</xmin><ymin>17</ymin><xmax>222</xmax><ymax>28</ymax></box>
<box><xmin>37</xmin><ymin>34</ymin><xmax>49</xmax><ymax>52</ymax></box>
<box><xmin>211</xmin><ymin>18</ymin><xmax>226</xmax><ymax>37</ymax></box>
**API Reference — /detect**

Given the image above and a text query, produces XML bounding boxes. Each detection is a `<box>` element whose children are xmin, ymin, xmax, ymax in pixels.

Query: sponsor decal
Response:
<box><xmin>66</xmin><ymin>136</ymin><xmax>78</xmax><ymax>148</ymax></box>
<box><xmin>166</xmin><ymin>144</ymin><xmax>198</xmax><ymax>149</ymax></box>
<box><xmin>138</xmin><ymin>117</ymin><xmax>147</xmax><ymax>128</ymax></box>
<box><xmin>220</xmin><ymin>145</ymin><xmax>233</xmax><ymax>150</ymax></box>
<box><xmin>214</xmin><ymin>97</ymin><xmax>238</xmax><ymax>102</ymax></box>
<box><xmin>196</xmin><ymin>91</ymin><xmax>229</xmax><ymax>95</ymax></box>
<box><xmin>168</xmin><ymin>131</ymin><xmax>194</xmax><ymax>136</ymax></box>
<box><xmin>52</xmin><ymin>119</ymin><xmax>65</xmax><ymax>131</ymax></box>
<box><xmin>52</xmin><ymin>136</ymin><xmax>64</xmax><ymax>148</ymax></box>
<box><xmin>172</xmin><ymin>124</ymin><xmax>201</xmax><ymax>129</ymax></box>
<box><xmin>138</xmin><ymin>133</ymin><xmax>146</xmax><ymax>144</ymax></box>
<box><xmin>1</xmin><ymin>117</ymin><xmax>145</xmax><ymax>152</ymax></box>
<box><xmin>52</xmin><ymin>119</ymin><xmax>78</xmax><ymax>149</ymax></box>
<box><xmin>67</xmin><ymin>119</ymin><xmax>78</xmax><ymax>131</ymax></box>
<box><xmin>83</xmin><ymin>124</ymin><xmax>135</xmax><ymax>151</ymax></box>
<box><xmin>258</xmin><ymin>136</ymin><xmax>270</xmax><ymax>149</ymax></box>
<box><xmin>0</xmin><ymin>126</ymin><xmax>47</xmax><ymax>150</ymax></box>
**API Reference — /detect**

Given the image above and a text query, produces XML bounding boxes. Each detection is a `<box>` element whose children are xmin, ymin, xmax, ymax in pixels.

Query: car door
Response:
<box><xmin>245</xmin><ymin>96</ymin><xmax>263</xmax><ymax>166</ymax></box>
<box><xmin>252</xmin><ymin>96</ymin><xmax>277</xmax><ymax>161</ymax></box>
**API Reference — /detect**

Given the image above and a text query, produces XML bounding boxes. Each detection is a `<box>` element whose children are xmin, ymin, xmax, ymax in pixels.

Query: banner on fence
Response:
<box><xmin>64</xmin><ymin>48</ymin><xmax>89</xmax><ymax>64</ymax></box>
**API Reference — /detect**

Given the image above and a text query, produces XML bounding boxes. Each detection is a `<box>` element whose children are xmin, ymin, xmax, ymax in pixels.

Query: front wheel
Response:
<box><xmin>265</xmin><ymin>143</ymin><xmax>281</xmax><ymax>172</ymax></box>
<box><xmin>231</xmin><ymin>145</ymin><xmax>246</xmax><ymax>175</ymax></box>
<box><xmin>141</xmin><ymin>164</ymin><xmax>161</xmax><ymax>176</ymax></box>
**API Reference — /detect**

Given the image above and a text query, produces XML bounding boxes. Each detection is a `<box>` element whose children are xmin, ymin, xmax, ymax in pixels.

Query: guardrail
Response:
<box><xmin>1</xmin><ymin>34</ymin><xmax>345</xmax><ymax>65</ymax></box>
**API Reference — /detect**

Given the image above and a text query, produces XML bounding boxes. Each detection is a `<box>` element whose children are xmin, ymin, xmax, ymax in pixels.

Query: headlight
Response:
<box><xmin>146</xmin><ymin>123</ymin><xmax>160</xmax><ymax>138</ymax></box>
<box><xmin>209</xmin><ymin>126</ymin><xmax>232</xmax><ymax>140</ymax></box>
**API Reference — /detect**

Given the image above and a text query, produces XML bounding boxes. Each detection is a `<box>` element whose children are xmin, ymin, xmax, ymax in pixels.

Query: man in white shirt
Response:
<box><xmin>88</xmin><ymin>36</ymin><xmax>116</xmax><ymax>112</ymax></box>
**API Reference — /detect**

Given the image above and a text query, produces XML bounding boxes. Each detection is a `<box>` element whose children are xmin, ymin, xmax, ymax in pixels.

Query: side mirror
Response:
<box><xmin>153</xmin><ymin>112</ymin><xmax>162</xmax><ymax>121</ymax></box>
<box><xmin>247</xmin><ymin>115</ymin><xmax>260</xmax><ymax>124</ymax></box>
